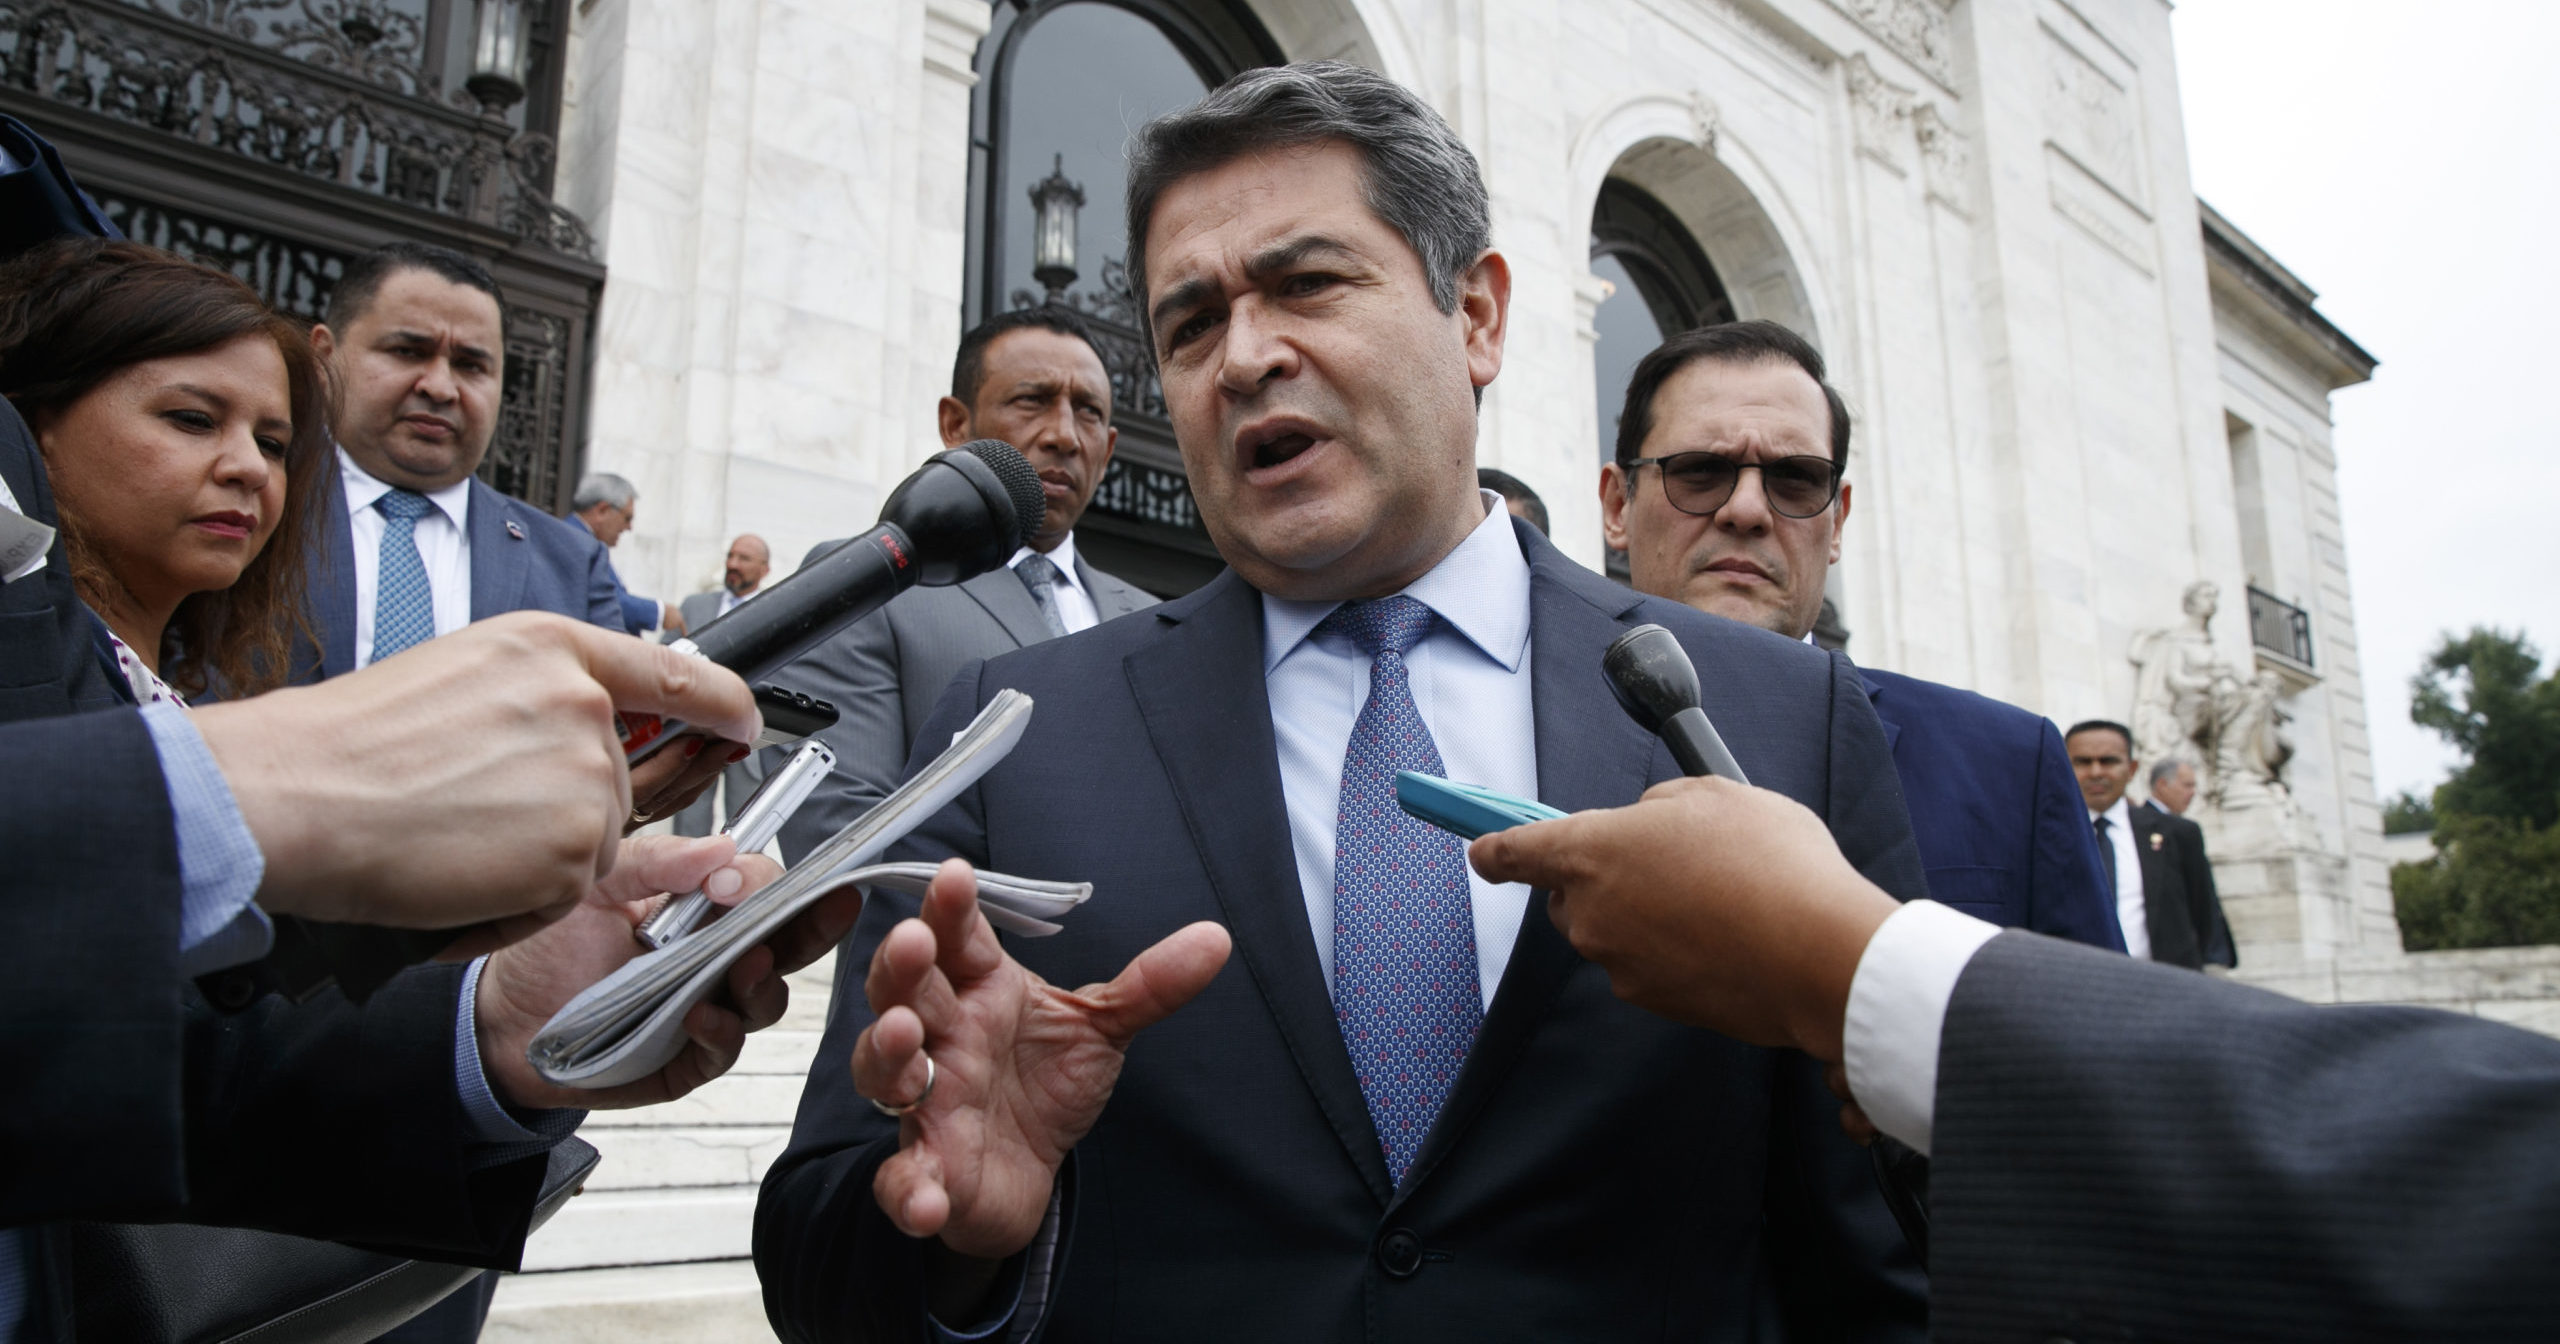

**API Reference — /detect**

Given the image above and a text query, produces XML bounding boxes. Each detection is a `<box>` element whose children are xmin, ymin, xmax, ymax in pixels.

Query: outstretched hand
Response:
<box><xmin>852</xmin><ymin>859</ymin><xmax>1230</xmax><ymax>1261</ymax></box>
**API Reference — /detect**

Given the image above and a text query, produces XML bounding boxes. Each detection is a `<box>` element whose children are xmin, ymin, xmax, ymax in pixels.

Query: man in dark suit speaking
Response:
<box><xmin>1471</xmin><ymin>777</ymin><xmax>2560</xmax><ymax>1343</ymax></box>
<box><xmin>768</xmin><ymin>307</ymin><xmax>1155</xmax><ymax>863</ymax></box>
<box><xmin>756</xmin><ymin>62</ymin><xmax>1928</xmax><ymax>1342</ymax></box>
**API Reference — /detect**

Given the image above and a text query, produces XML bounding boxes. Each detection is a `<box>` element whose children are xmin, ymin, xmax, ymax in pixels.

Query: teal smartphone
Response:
<box><xmin>1394</xmin><ymin>771</ymin><xmax>1568</xmax><ymax>841</ymax></box>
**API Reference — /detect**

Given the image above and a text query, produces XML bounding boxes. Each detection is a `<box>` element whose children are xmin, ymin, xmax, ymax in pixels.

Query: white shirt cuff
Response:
<box><xmin>1841</xmin><ymin>900</ymin><xmax>2000</xmax><ymax>1156</ymax></box>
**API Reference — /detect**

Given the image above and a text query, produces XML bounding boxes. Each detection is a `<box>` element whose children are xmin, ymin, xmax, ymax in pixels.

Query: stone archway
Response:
<box><xmin>1246</xmin><ymin>0</ymin><xmax>1425</xmax><ymax>90</ymax></box>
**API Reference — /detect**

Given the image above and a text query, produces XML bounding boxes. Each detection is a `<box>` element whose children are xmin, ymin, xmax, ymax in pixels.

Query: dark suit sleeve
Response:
<box><xmin>2174</xmin><ymin>816</ymin><xmax>2237</xmax><ymax>968</ymax></box>
<box><xmin>0</xmin><ymin>710</ymin><xmax>189</xmax><ymax>1225</ymax></box>
<box><xmin>1759</xmin><ymin>654</ymin><xmax>1932</xmax><ymax>1341</ymax></box>
<box><xmin>1932</xmin><ymin>931</ymin><xmax>2560</xmax><ymax>1340</ymax></box>
<box><xmin>757</xmin><ymin>660</ymin><xmax>1019</xmax><ymax>1344</ymax></box>
<box><xmin>2025</xmin><ymin>718</ymin><xmax>2127</xmax><ymax>951</ymax></box>
<box><xmin>162</xmin><ymin>965</ymin><xmax>552</xmax><ymax>1264</ymax></box>
<box><xmin>771</xmin><ymin>606</ymin><xmax>911</xmax><ymax>865</ymax></box>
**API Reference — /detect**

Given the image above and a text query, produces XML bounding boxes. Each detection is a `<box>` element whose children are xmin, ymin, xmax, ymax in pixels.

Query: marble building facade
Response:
<box><xmin>481</xmin><ymin>0</ymin><xmax>2464</xmax><ymax>1333</ymax></box>
<box><xmin>553</xmin><ymin>0</ymin><xmax>2395</xmax><ymax>958</ymax></box>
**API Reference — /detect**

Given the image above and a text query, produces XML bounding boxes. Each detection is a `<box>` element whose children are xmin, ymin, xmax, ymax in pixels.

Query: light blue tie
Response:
<box><xmin>372</xmin><ymin>489</ymin><xmax>437</xmax><ymax>663</ymax></box>
<box><xmin>1324</xmin><ymin>595</ymin><xmax>1483</xmax><ymax>1182</ymax></box>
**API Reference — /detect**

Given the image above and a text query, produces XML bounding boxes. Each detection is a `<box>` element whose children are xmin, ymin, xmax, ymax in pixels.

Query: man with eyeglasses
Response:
<box><xmin>1601</xmin><ymin>320</ymin><xmax>2122</xmax><ymax>953</ymax></box>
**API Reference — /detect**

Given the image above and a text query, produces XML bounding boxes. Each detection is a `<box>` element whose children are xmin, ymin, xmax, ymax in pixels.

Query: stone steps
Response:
<box><xmin>485</xmin><ymin>1261</ymin><xmax>775</xmax><ymax>1344</ymax></box>
<box><xmin>483</xmin><ymin>952</ymin><xmax>846</xmax><ymax>1336</ymax></box>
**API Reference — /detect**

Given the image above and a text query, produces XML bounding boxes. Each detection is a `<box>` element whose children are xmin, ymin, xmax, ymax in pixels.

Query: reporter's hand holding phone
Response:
<box><xmin>1465</xmin><ymin>775</ymin><xmax>1897</xmax><ymax>1065</ymax></box>
<box><xmin>191</xmin><ymin>612</ymin><xmax>762</xmax><ymax>947</ymax></box>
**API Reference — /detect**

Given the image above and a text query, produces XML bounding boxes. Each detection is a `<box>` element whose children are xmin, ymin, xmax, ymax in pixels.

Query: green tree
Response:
<box><xmin>2393</xmin><ymin>814</ymin><xmax>2560</xmax><ymax>951</ymax></box>
<box><xmin>2381</xmin><ymin>789</ymin><xmax>2436</xmax><ymax>836</ymax></box>
<box><xmin>2409</xmin><ymin>628</ymin><xmax>2560</xmax><ymax>828</ymax></box>
<box><xmin>2393</xmin><ymin>628</ymin><xmax>2560</xmax><ymax>950</ymax></box>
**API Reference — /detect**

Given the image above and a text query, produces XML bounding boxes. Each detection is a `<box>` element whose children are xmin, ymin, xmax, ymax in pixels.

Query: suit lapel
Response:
<box><xmin>1074</xmin><ymin>555</ymin><xmax>1146</xmax><ymax>621</ymax></box>
<box><xmin>2130</xmin><ymin>803</ymin><xmax>2184</xmax><ymax>954</ymax></box>
<box><xmin>1396</xmin><ymin>524</ymin><xmax>1659</xmax><ymax>1203</ymax></box>
<box><xmin>959</xmin><ymin>565</ymin><xmax>1051</xmax><ymax>649</ymax></box>
<box><xmin>315</xmin><ymin>475</ymin><xmax>358</xmax><ymax>678</ymax></box>
<box><xmin>467</xmin><ymin>480</ymin><xmax>527</xmax><ymax>621</ymax></box>
<box><xmin>1861</xmin><ymin>669</ymin><xmax>1902</xmax><ymax>754</ymax></box>
<box><xmin>1124</xmin><ymin>571</ymin><xmax>1395</xmax><ymax>1204</ymax></box>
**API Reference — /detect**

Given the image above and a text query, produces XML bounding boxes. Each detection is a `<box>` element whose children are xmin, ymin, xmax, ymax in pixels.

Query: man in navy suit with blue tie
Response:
<box><xmin>298</xmin><ymin>242</ymin><xmax>626</xmax><ymax>686</ymax></box>
<box><xmin>297</xmin><ymin>240</ymin><xmax>628</xmax><ymax>1342</ymax></box>
<box><xmin>758</xmin><ymin>63</ymin><xmax>1931</xmax><ymax>1342</ymax></box>
<box><xmin>1601</xmin><ymin>321</ymin><xmax>2122</xmax><ymax>952</ymax></box>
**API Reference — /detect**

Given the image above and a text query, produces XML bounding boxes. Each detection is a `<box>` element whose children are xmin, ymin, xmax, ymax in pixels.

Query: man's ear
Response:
<box><xmin>936</xmin><ymin>396</ymin><xmax>973</xmax><ymax>448</ymax></box>
<box><xmin>1829</xmin><ymin>480</ymin><xmax>1852</xmax><ymax>566</ymax></box>
<box><xmin>1460</xmin><ymin>249</ymin><xmax>1512</xmax><ymax>394</ymax></box>
<box><xmin>1599</xmin><ymin>462</ymin><xmax>1632</xmax><ymax>552</ymax></box>
<box><xmin>309</xmin><ymin>323</ymin><xmax>338</xmax><ymax>363</ymax></box>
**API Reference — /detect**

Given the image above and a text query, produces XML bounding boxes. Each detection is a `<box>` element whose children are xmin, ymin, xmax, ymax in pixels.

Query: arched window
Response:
<box><xmin>1588</xmin><ymin>178</ymin><xmax>1733</xmax><ymax>466</ymax></box>
<box><xmin>967</xmin><ymin>0</ymin><xmax>1279</xmax><ymax>594</ymax></box>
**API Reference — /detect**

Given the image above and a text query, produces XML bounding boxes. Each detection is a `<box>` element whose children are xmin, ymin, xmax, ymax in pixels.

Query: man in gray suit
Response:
<box><xmin>671</xmin><ymin>534</ymin><xmax>773</xmax><ymax>837</ymax></box>
<box><xmin>1472</xmin><ymin>776</ymin><xmax>2560</xmax><ymax>1343</ymax></box>
<box><xmin>772</xmin><ymin>307</ymin><xmax>1155</xmax><ymax>861</ymax></box>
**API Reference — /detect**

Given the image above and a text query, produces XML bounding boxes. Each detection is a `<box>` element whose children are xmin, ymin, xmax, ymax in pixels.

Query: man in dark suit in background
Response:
<box><xmin>768</xmin><ymin>306</ymin><xmax>1155</xmax><ymax>863</ymax></box>
<box><xmin>296</xmin><ymin>243</ymin><xmax>627</xmax><ymax>689</ymax></box>
<box><xmin>2066</xmin><ymin>720</ymin><xmax>2235</xmax><ymax>969</ymax></box>
<box><xmin>1472</xmin><ymin>776</ymin><xmax>2560</xmax><ymax>1343</ymax></box>
<box><xmin>1604</xmin><ymin>321</ymin><xmax>2121</xmax><ymax>952</ymax></box>
<box><xmin>756</xmin><ymin>61</ymin><xmax>1926</xmax><ymax>1343</ymax></box>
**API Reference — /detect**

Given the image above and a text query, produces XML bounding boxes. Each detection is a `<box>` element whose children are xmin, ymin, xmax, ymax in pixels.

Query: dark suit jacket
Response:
<box><xmin>300</xmin><ymin>468</ymin><xmax>626</xmax><ymax>679</ymax></box>
<box><xmin>0</xmin><ymin>415</ymin><xmax>552</xmax><ymax>1280</ymax></box>
<box><xmin>1932</xmin><ymin>931</ymin><xmax>2559</xmax><ymax>1341</ymax></box>
<box><xmin>755</xmin><ymin>520</ymin><xmax>1932</xmax><ymax>1343</ymax></box>
<box><xmin>2126</xmin><ymin>801</ymin><xmax>2234</xmax><ymax>969</ymax></box>
<box><xmin>770</xmin><ymin>538</ymin><xmax>1156</xmax><ymax>863</ymax></box>
<box><xmin>1861</xmin><ymin>668</ymin><xmax>2123</xmax><ymax>950</ymax></box>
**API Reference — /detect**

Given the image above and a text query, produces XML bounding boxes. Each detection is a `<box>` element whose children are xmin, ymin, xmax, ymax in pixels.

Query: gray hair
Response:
<box><xmin>2149</xmin><ymin>758</ymin><xmax>2192</xmax><ymax>789</ymax></box>
<box><xmin>1123</xmin><ymin>61</ymin><xmax>1490</xmax><ymax>342</ymax></box>
<box><xmin>571</xmin><ymin>471</ymin><xmax>636</xmax><ymax>512</ymax></box>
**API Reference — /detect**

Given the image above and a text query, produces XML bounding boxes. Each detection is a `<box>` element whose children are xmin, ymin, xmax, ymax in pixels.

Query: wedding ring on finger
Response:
<box><xmin>870</xmin><ymin>1051</ymin><xmax>937</xmax><ymax>1118</ymax></box>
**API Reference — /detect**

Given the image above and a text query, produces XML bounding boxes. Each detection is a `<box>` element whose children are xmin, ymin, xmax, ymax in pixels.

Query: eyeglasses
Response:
<box><xmin>1624</xmin><ymin>452</ymin><xmax>1842</xmax><ymax>519</ymax></box>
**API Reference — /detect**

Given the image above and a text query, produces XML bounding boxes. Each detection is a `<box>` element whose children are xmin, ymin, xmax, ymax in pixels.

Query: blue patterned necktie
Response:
<box><xmin>1324</xmin><ymin>595</ymin><xmax>1483</xmax><ymax>1182</ymax></box>
<box><xmin>371</xmin><ymin>489</ymin><xmax>437</xmax><ymax>663</ymax></box>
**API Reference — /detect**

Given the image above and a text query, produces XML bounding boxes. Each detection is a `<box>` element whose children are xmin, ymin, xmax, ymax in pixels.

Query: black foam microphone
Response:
<box><xmin>1601</xmin><ymin>624</ymin><xmax>1750</xmax><ymax>784</ymax></box>
<box><xmin>622</xmin><ymin>438</ymin><xmax>1044</xmax><ymax>762</ymax></box>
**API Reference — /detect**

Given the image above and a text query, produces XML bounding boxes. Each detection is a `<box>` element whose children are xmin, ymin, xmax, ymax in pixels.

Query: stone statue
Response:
<box><xmin>2128</xmin><ymin>581</ymin><xmax>2227</xmax><ymax>771</ymax></box>
<box><xmin>2129</xmin><ymin>580</ymin><xmax>2295</xmax><ymax>813</ymax></box>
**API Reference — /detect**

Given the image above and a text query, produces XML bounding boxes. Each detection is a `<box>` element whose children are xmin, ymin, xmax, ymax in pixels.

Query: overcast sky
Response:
<box><xmin>2170</xmin><ymin>1</ymin><xmax>2560</xmax><ymax>804</ymax></box>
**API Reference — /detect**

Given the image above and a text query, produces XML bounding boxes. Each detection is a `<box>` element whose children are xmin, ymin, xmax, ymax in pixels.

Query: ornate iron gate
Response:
<box><xmin>0</xmin><ymin>0</ymin><xmax>602</xmax><ymax>513</ymax></box>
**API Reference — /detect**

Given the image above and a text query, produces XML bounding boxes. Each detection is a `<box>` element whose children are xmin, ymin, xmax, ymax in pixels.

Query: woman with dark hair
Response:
<box><xmin>0</xmin><ymin>236</ymin><xmax>330</xmax><ymax>700</ymax></box>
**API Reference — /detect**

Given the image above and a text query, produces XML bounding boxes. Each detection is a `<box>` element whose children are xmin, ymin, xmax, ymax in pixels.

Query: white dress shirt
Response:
<box><xmin>2091</xmin><ymin>796</ymin><xmax>2150</xmax><ymax>960</ymax></box>
<box><xmin>1262</xmin><ymin>493</ymin><xmax>1536</xmax><ymax>1009</ymax></box>
<box><xmin>1010</xmin><ymin>531</ymin><xmax>1099</xmax><ymax>634</ymax></box>
<box><xmin>1842</xmin><ymin>900</ymin><xmax>2002</xmax><ymax>1155</ymax></box>
<box><xmin>339</xmin><ymin>448</ymin><xmax>474</xmax><ymax>667</ymax></box>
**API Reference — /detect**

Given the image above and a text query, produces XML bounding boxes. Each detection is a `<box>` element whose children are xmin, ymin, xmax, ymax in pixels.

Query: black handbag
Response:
<box><xmin>54</xmin><ymin>1137</ymin><xmax>597</xmax><ymax>1344</ymax></box>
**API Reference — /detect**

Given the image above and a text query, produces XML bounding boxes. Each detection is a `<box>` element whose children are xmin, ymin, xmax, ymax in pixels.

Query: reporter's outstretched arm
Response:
<box><xmin>191</xmin><ymin>611</ymin><xmax>760</xmax><ymax>944</ymax></box>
